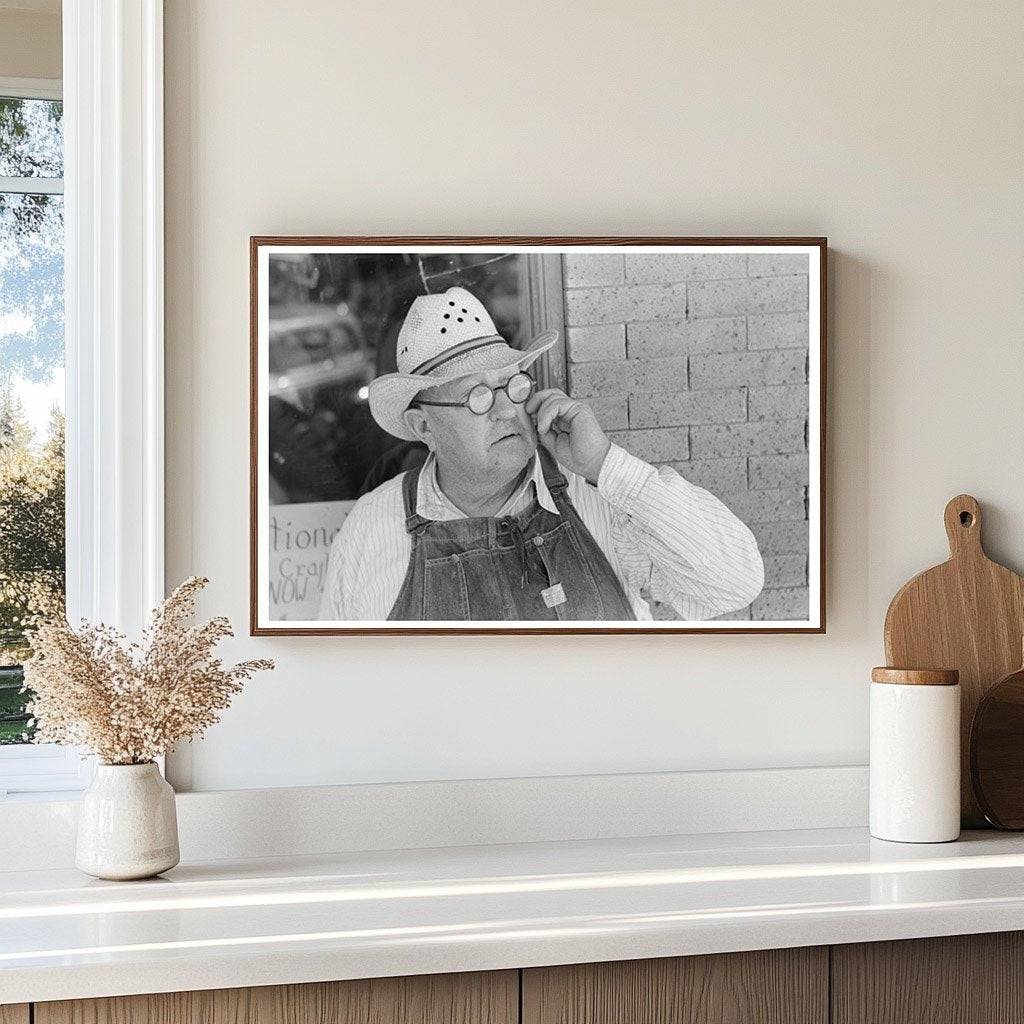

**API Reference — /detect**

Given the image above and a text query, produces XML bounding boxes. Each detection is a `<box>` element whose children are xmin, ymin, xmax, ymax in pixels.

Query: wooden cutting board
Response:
<box><xmin>884</xmin><ymin>494</ymin><xmax>1024</xmax><ymax>826</ymax></box>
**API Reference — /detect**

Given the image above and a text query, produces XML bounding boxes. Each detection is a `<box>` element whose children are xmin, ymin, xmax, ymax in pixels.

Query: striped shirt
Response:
<box><xmin>318</xmin><ymin>443</ymin><xmax>764</xmax><ymax>622</ymax></box>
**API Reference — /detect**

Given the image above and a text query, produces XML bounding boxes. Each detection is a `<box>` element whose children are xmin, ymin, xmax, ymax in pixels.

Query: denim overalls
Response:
<box><xmin>387</xmin><ymin>448</ymin><xmax>637</xmax><ymax>621</ymax></box>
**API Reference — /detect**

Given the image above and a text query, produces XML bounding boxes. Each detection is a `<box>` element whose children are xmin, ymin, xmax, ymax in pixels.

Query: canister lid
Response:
<box><xmin>871</xmin><ymin>667</ymin><xmax>959</xmax><ymax>686</ymax></box>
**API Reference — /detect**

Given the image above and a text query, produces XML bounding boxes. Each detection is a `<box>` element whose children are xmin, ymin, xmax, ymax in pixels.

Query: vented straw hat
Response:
<box><xmin>368</xmin><ymin>286</ymin><xmax>557</xmax><ymax>441</ymax></box>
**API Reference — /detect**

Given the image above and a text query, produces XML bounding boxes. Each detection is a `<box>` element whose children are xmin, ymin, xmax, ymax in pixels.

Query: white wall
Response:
<box><xmin>164</xmin><ymin>0</ymin><xmax>1024</xmax><ymax>791</ymax></box>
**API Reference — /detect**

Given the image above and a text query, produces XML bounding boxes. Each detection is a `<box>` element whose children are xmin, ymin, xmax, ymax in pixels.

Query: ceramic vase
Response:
<box><xmin>76</xmin><ymin>762</ymin><xmax>180</xmax><ymax>880</ymax></box>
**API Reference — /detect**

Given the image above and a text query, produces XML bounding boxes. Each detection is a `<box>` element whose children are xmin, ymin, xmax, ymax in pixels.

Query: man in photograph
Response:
<box><xmin>318</xmin><ymin>286</ymin><xmax>764</xmax><ymax>621</ymax></box>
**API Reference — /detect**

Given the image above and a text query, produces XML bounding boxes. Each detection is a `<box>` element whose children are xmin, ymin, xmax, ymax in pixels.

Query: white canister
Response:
<box><xmin>870</xmin><ymin>667</ymin><xmax>961</xmax><ymax>843</ymax></box>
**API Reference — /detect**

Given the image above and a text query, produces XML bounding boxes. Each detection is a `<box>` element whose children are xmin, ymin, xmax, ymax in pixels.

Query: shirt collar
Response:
<box><xmin>416</xmin><ymin>451</ymin><xmax>560</xmax><ymax>521</ymax></box>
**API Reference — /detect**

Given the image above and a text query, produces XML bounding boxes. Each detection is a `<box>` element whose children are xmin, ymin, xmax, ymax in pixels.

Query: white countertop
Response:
<box><xmin>4</xmin><ymin>826</ymin><xmax>1024</xmax><ymax>1004</ymax></box>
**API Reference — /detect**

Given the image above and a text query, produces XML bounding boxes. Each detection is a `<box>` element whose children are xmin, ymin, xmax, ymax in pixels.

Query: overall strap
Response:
<box><xmin>400</xmin><ymin>464</ymin><xmax>431</xmax><ymax>535</ymax></box>
<box><xmin>537</xmin><ymin>445</ymin><xmax>570</xmax><ymax>497</ymax></box>
<box><xmin>535</xmin><ymin>444</ymin><xmax>636</xmax><ymax>621</ymax></box>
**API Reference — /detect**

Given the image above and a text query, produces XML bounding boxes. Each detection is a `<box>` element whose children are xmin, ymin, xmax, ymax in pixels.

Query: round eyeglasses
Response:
<box><xmin>413</xmin><ymin>371</ymin><xmax>535</xmax><ymax>416</ymax></box>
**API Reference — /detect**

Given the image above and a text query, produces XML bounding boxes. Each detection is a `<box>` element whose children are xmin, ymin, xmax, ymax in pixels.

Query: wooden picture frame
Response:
<box><xmin>250</xmin><ymin>237</ymin><xmax>827</xmax><ymax>635</ymax></box>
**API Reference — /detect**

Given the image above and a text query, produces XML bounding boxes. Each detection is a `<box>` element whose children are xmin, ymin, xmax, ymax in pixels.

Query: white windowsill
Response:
<box><xmin>0</xmin><ymin>744</ymin><xmax>94</xmax><ymax>800</ymax></box>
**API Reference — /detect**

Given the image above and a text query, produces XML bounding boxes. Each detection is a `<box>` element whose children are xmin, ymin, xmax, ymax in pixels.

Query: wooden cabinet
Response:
<box><xmin>522</xmin><ymin>947</ymin><xmax>828</xmax><ymax>1024</ymax></box>
<box><xmin>832</xmin><ymin>932</ymin><xmax>1024</xmax><ymax>1024</ymax></box>
<box><xmin>20</xmin><ymin>932</ymin><xmax>1024</xmax><ymax>1024</ymax></box>
<box><xmin>33</xmin><ymin>971</ymin><xmax>517</xmax><ymax>1024</ymax></box>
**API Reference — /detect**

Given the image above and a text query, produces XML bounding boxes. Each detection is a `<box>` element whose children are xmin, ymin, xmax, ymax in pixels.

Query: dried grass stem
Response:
<box><xmin>22</xmin><ymin>577</ymin><xmax>273</xmax><ymax>765</ymax></box>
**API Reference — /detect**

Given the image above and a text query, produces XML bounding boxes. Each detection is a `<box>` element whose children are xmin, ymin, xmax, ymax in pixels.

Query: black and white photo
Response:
<box><xmin>250</xmin><ymin>239</ymin><xmax>825</xmax><ymax>633</ymax></box>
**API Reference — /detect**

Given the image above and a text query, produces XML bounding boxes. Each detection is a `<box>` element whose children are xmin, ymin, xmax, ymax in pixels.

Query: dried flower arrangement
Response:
<box><xmin>22</xmin><ymin>576</ymin><xmax>273</xmax><ymax>765</ymax></box>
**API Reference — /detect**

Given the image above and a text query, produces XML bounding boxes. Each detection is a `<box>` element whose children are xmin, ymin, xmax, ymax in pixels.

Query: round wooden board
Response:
<box><xmin>970</xmin><ymin>662</ymin><xmax>1024</xmax><ymax>829</ymax></box>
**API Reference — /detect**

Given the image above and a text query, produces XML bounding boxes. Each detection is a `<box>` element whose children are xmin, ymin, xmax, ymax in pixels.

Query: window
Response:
<box><xmin>0</xmin><ymin>81</ymin><xmax>84</xmax><ymax>796</ymax></box>
<box><xmin>0</xmin><ymin>90</ymin><xmax>66</xmax><ymax>737</ymax></box>
<box><xmin>0</xmin><ymin>4</ymin><xmax>166</xmax><ymax>798</ymax></box>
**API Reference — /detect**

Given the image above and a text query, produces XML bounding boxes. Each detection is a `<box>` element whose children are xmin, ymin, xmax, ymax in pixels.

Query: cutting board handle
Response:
<box><xmin>944</xmin><ymin>494</ymin><xmax>983</xmax><ymax>559</ymax></box>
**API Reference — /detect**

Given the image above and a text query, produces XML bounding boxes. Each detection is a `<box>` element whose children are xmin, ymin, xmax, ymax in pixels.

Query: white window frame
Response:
<box><xmin>0</xmin><ymin>77</ymin><xmax>61</xmax><ymax>101</ymax></box>
<box><xmin>0</xmin><ymin>0</ymin><xmax>164</xmax><ymax>799</ymax></box>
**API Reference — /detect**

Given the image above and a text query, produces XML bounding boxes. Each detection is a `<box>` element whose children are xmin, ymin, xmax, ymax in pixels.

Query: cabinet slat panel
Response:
<box><xmin>832</xmin><ymin>932</ymin><xmax>1024</xmax><ymax>1024</ymax></box>
<box><xmin>0</xmin><ymin>1006</ymin><xmax>29</xmax><ymax>1024</ymax></box>
<box><xmin>522</xmin><ymin>948</ymin><xmax>828</xmax><ymax>1024</ymax></box>
<box><xmin>35</xmin><ymin>970</ymin><xmax>517</xmax><ymax>1024</ymax></box>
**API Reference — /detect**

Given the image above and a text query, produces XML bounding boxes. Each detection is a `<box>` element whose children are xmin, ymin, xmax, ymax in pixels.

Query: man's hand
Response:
<box><xmin>525</xmin><ymin>389</ymin><xmax>611</xmax><ymax>485</ymax></box>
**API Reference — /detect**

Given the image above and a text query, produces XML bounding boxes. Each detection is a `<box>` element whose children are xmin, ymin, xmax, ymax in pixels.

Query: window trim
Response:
<box><xmin>0</xmin><ymin>76</ymin><xmax>61</xmax><ymax>101</ymax></box>
<box><xmin>521</xmin><ymin>254</ymin><xmax>566</xmax><ymax>392</ymax></box>
<box><xmin>64</xmin><ymin>0</ymin><xmax>165</xmax><ymax>637</ymax></box>
<box><xmin>0</xmin><ymin>1</ymin><xmax>165</xmax><ymax>798</ymax></box>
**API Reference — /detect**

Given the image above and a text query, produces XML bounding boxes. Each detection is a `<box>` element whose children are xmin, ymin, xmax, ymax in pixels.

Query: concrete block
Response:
<box><xmin>749</xmin><ymin>453</ymin><xmax>810</xmax><ymax>489</ymax></box>
<box><xmin>748</xmin><ymin>312</ymin><xmax>810</xmax><ymax>350</ymax></box>
<box><xmin>607</xmin><ymin>426</ymin><xmax>689</xmax><ymax>463</ymax></box>
<box><xmin>714</xmin><ymin>488</ymin><xmax>806</xmax><ymax>523</ymax></box>
<box><xmin>567</xmin><ymin>324</ymin><xmax>626</xmax><ymax>362</ymax></box>
<box><xmin>627</xmin><ymin>317</ymin><xmax>745</xmax><ymax>358</ymax></box>
<box><xmin>748</xmin><ymin>384</ymin><xmax>809</xmax><ymax>421</ymax></box>
<box><xmin>564</xmin><ymin>283</ymin><xmax>687</xmax><ymax>325</ymax></box>
<box><xmin>711</xmin><ymin>605</ymin><xmax>753</xmax><ymax>621</ymax></box>
<box><xmin>568</xmin><ymin>360</ymin><xmax>639</xmax><ymax>398</ymax></box>
<box><xmin>630</xmin><ymin>388</ymin><xmax>745</xmax><ymax>428</ymax></box>
<box><xmin>750</xmin><ymin>521</ymin><xmax>809</xmax><ymax>555</ymax></box>
<box><xmin>634</xmin><ymin>356</ymin><xmax>691</xmax><ymax>393</ymax></box>
<box><xmin>624</xmin><ymin>253</ymin><xmax>747</xmax><ymax>284</ymax></box>
<box><xmin>690</xmin><ymin>420</ymin><xmax>805</xmax><ymax>458</ymax></box>
<box><xmin>667</xmin><ymin>457</ymin><xmax>748</xmax><ymax>493</ymax></box>
<box><xmin>752</xmin><ymin>586</ymin><xmax>811</xmax><ymax>621</ymax></box>
<box><xmin>747</xmin><ymin>253</ymin><xmax>811</xmax><ymax>277</ymax></box>
<box><xmin>689</xmin><ymin>275</ymin><xmax>808</xmax><ymax>317</ymax></box>
<box><xmin>645</xmin><ymin>596</ymin><xmax>750</xmax><ymax>621</ymax></box>
<box><xmin>691</xmin><ymin>350</ymin><xmax>806</xmax><ymax>389</ymax></box>
<box><xmin>562</xmin><ymin>253</ymin><xmax>624</xmax><ymax>287</ymax></box>
<box><xmin>763</xmin><ymin>553</ymin><xmax>808</xmax><ymax>588</ymax></box>
<box><xmin>586</xmin><ymin>396</ymin><xmax>629</xmax><ymax>431</ymax></box>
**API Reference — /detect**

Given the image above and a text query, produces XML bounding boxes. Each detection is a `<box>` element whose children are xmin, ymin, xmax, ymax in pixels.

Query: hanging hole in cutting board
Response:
<box><xmin>960</xmin><ymin>511</ymin><xmax>974</xmax><ymax>527</ymax></box>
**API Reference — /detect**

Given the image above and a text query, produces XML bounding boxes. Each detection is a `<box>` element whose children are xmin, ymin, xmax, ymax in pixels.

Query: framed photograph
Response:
<box><xmin>250</xmin><ymin>237</ymin><xmax>826</xmax><ymax>635</ymax></box>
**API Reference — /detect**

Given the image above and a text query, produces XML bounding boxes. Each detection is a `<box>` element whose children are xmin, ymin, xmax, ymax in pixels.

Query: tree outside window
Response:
<box><xmin>0</xmin><ymin>95</ymin><xmax>65</xmax><ymax>744</ymax></box>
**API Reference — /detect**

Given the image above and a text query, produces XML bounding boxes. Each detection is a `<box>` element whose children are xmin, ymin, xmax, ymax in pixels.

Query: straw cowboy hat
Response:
<box><xmin>368</xmin><ymin>286</ymin><xmax>558</xmax><ymax>441</ymax></box>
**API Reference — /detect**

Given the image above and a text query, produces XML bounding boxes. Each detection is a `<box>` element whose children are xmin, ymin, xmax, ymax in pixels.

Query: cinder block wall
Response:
<box><xmin>562</xmin><ymin>253</ymin><xmax>810</xmax><ymax>621</ymax></box>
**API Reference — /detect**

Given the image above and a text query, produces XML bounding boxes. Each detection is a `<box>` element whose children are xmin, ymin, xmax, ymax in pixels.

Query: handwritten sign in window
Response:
<box><xmin>268</xmin><ymin>501</ymin><xmax>353</xmax><ymax>620</ymax></box>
